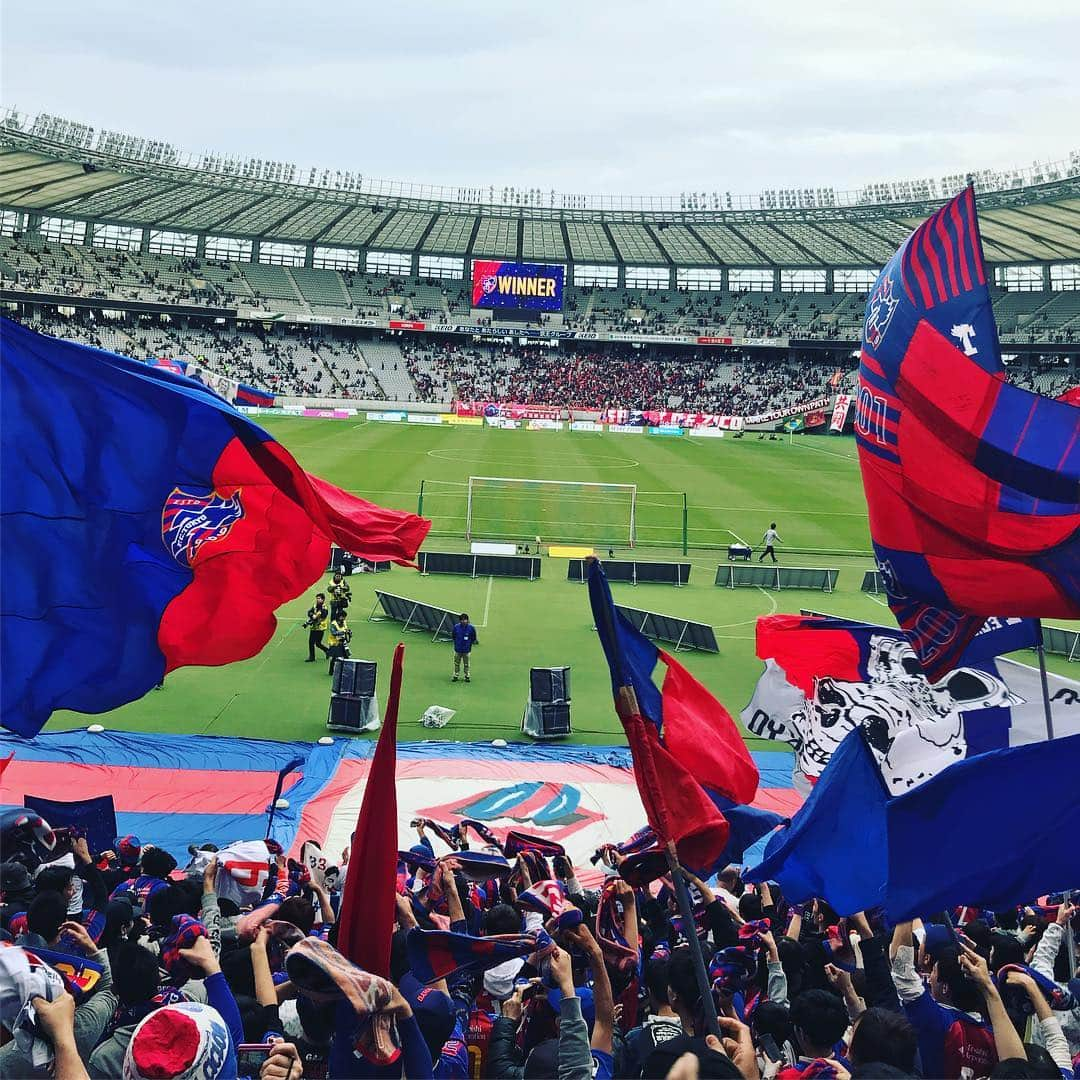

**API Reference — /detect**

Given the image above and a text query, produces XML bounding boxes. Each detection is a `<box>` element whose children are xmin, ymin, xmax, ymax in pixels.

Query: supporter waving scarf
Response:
<box><xmin>159</xmin><ymin>915</ymin><xmax>208</xmax><ymax>986</ymax></box>
<box><xmin>413</xmin><ymin>818</ymin><xmax>459</xmax><ymax>850</ymax></box>
<box><xmin>595</xmin><ymin>879</ymin><xmax>637</xmax><ymax>975</ymax></box>
<box><xmin>284</xmin><ymin>937</ymin><xmax>401</xmax><ymax>1065</ymax></box>
<box><xmin>406</xmin><ymin>927</ymin><xmax>554</xmax><ymax>984</ymax></box>
<box><xmin>517</xmin><ymin>880</ymin><xmax>584</xmax><ymax>932</ymax></box>
<box><xmin>996</xmin><ymin>963</ymin><xmax>1078</xmax><ymax>1013</ymax></box>
<box><xmin>503</xmin><ymin>830</ymin><xmax>566</xmax><ymax>858</ymax></box>
<box><xmin>454</xmin><ymin>819</ymin><xmax>503</xmax><ymax>851</ymax></box>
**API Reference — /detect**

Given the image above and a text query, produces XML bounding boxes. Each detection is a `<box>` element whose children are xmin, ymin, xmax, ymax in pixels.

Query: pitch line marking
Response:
<box><xmin>789</xmin><ymin>440</ymin><xmax>859</xmax><ymax>463</ymax></box>
<box><xmin>755</xmin><ymin>586</ymin><xmax>778</xmax><ymax>616</ymax></box>
<box><xmin>481</xmin><ymin>575</ymin><xmax>494</xmax><ymax>628</ymax></box>
<box><xmin>727</xmin><ymin>529</ymin><xmax>750</xmax><ymax>547</ymax></box>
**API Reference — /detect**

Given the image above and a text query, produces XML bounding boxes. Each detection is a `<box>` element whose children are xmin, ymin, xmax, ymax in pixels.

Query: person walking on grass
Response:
<box><xmin>759</xmin><ymin>522</ymin><xmax>782</xmax><ymax>563</ymax></box>
<box><xmin>452</xmin><ymin>613</ymin><xmax>477</xmax><ymax>683</ymax></box>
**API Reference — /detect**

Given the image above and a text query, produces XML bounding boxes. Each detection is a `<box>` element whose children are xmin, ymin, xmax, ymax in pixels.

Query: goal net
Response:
<box><xmin>466</xmin><ymin>476</ymin><xmax>638</xmax><ymax>546</ymax></box>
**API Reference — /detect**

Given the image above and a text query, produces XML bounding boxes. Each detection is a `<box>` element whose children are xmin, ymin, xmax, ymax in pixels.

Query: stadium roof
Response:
<box><xmin>2</xmin><ymin>112</ymin><xmax>1080</xmax><ymax>268</ymax></box>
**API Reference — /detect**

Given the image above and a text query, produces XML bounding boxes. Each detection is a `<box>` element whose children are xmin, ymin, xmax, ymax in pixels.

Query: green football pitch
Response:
<box><xmin>46</xmin><ymin>420</ymin><xmax>1076</xmax><ymax>746</ymax></box>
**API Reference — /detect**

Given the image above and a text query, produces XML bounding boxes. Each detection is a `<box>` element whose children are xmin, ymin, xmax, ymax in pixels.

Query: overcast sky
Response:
<box><xmin>2</xmin><ymin>1</ymin><xmax>1076</xmax><ymax>197</ymax></box>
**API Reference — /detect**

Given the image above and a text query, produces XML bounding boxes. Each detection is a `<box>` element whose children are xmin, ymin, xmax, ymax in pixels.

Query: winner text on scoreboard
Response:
<box><xmin>471</xmin><ymin>260</ymin><xmax>565</xmax><ymax>312</ymax></box>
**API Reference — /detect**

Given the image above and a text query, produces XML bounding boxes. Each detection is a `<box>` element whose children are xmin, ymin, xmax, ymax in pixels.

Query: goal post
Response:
<box><xmin>465</xmin><ymin>476</ymin><xmax>638</xmax><ymax>547</ymax></box>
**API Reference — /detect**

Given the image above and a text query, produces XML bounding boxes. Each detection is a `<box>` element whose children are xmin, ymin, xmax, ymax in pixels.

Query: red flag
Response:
<box><xmin>336</xmin><ymin>643</ymin><xmax>403</xmax><ymax>976</ymax></box>
<box><xmin>620</xmin><ymin>702</ymin><xmax>731</xmax><ymax>871</ymax></box>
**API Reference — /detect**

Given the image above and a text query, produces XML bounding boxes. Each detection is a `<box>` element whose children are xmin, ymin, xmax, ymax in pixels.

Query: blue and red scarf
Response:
<box><xmin>406</xmin><ymin>926</ymin><xmax>554</xmax><ymax>984</ymax></box>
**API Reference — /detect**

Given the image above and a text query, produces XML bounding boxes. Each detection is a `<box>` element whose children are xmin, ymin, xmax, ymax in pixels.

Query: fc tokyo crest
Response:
<box><xmin>864</xmin><ymin>274</ymin><xmax>900</xmax><ymax>350</ymax></box>
<box><xmin>481</xmin><ymin>275</ymin><xmax>498</xmax><ymax>295</ymax></box>
<box><xmin>161</xmin><ymin>487</ymin><xmax>244</xmax><ymax>568</ymax></box>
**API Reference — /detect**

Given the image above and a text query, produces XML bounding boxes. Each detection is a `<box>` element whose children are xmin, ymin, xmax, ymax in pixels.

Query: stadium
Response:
<box><xmin>1</xmin><ymin>15</ymin><xmax>1079</xmax><ymax>1076</ymax></box>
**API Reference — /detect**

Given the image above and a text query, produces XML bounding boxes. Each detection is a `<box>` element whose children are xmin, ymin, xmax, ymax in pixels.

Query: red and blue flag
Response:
<box><xmin>0</xmin><ymin>319</ymin><xmax>429</xmax><ymax>736</ymax></box>
<box><xmin>586</xmin><ymin>559</ymin><xmax>761</xmax><ymax>871</ymax></box>
<box><xmin>856</xmin><ymin>187</ymin><xmax>1080</xmax><ymax>679</ymax></box>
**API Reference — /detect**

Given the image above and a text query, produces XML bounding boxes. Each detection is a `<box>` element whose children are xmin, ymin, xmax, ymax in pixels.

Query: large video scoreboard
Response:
<box><xmin>471</xmin><ymin>260</ymin><xmax>565</xmax><ymax>312</ymax></box>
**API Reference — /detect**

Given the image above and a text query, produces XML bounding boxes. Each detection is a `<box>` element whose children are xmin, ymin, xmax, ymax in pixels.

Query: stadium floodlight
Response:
<box><xmin>465</xmin><ymin>476</ymin><xmax>638</xmax><ymax>547</ymax></box>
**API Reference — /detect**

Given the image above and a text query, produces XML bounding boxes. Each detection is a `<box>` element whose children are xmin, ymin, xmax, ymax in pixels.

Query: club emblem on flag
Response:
<box><xmin>161</xmin><ymin>487</ymin><xmax>244</xmax><ymax>568</ymax></box>
<box><xmin>864</xmin><ymin>274</ymin><xmax>900</xmax><ymax>349</ymax></box>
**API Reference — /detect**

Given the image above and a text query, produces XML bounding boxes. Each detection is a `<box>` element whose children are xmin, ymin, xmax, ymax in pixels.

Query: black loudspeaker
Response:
<box><xmin>529</xmin><ymin>667</ymin><xmax>571</xmax><ymax>703</ymax></box>
<box><xmin>327</xmin><ymin>695</ymin><xmax>363</xmax><ymax>731</ymax></box>
<box><xmin>522</xmin><ymin>702</ymin><xmax>572</xmax><ymax>739</ymax></box>
<box><xmin>332</xmin><ymin>658</ymin><xmax>377</xmax><ymax>697</ymax></box>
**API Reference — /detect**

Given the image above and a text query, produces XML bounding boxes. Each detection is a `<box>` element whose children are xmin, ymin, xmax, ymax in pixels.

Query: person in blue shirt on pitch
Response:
<box><xmin>451</xmin><ymin>613</ymin><xmax>477</xmax><ymax>683</ymax></box>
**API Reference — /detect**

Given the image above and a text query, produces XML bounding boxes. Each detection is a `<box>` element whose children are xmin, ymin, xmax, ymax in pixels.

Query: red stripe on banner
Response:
<box><xmin>951</xmin><ymin>197</ymin><xmax>973</xmax><ymax>291</ymax></box>
<box><xmin>920</xmin><ymin>220</ymin><xmax>948</xmax><ymax>305</ymax></box>
<box><xmin>906</xmin><ymin>235</ymin><xmax>935</xmax><ymax>307</ymax></box>
<box><xmin>963</xmin><ymin>187</ymin><xmax>986</xmax><ymax>285</ymax></box>
<box><xmin>0</xmin><ymin>761</ymin><xmax>298</xmax><ymax>814</ymax></box>
<box><xmin>935</xmin><ymin>210</ymin><xmax>960</xmax><ymax>298</ymax></box>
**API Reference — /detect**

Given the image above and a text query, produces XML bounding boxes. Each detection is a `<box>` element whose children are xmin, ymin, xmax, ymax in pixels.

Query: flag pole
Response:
<box><xmin>665</xmin><ymin>841</ymin><xmax>722</xmax><ymax>1039</ymax></box>
<box><xmin>1034</xmin><ymin>620</ymin><xmax>1055</xmax><ymax>741</ymax></box>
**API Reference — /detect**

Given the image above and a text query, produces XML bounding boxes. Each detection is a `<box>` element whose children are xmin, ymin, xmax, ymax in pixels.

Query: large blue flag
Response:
<box><xmin>746</xmin><ymin>725</ymin><xmax>1080</xmax><ymax>918</ymax></box>
<box><xmin>0</xmin><ymin>319</ymin><xmax>428</xmax><ymax>736</ymax></box>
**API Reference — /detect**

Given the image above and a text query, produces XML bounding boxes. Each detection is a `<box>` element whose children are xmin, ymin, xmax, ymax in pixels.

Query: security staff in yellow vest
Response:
<box><xmin>326</xmin><ymin>603</ymin><xmax>352</xmax><ymax>674</ymax></box>
<box><xmin>304</xmin><ymin>593</ymin><xmax>330</xmax><ymax>662</ymax></box>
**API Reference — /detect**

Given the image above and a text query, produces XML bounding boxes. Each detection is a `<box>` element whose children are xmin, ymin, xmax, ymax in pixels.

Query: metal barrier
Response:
<box><xmin>615</xmin><ymin>604</ymin><xmax>718</xmax><ymax>653</ymax></box>
<box><xmin>419</xmin><ymin>551</ymin><xmax>540</xmax><ymax>580</ymax></box>
<box><xmin>567</xmin><ymin>559</ymin><xmax>690</xmax><ymax>585</ymax></box>
<box><xmin>368</xmin><ymin>591</ymin><xmax>457</xmax><ymax>642</ymax></box>
<box><xmin>715</xmin><ymin>564</ymin><xmax>839</xmax><ymax>591</ymax></box>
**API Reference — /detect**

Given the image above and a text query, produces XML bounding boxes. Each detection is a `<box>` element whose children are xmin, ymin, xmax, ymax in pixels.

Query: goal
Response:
<box><xmin>465</xmin><ymin>476</ymin><xmax>638</xmax><ymax>546</ymax></box>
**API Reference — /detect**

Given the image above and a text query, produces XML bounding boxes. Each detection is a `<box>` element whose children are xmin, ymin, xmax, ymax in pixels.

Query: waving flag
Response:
<box><xmin>856</xmin><ymin>187</ymin><xmax>1080</xmax><ymax>678</ymax></box>
<box><xmin>1</xmin><ymin>319</ymin><xmax>429</xmax><ymax>736</ymax></box>
<box><xmin>587</xmin><ymin>559</ymin><xmax>758</xmax><ymax>870</ymax></box>
<box><xmin>741</xmin><ymin>613</ymin><xmax>1078</xmax><ymax>793</ymax></box>
<box><xmin>746</xmin><ymin>726</ymin><xmax>1080</xmax><ymax>919</ymax></box>
<box><xmin>337</xmin><ymin>644</ymin><xmax>404</xmax><ymax>977</ymax></box>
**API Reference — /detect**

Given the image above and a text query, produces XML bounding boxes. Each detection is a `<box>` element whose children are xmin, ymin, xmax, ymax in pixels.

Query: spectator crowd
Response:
<box><xmin>1</xmin><ymin>807</ymin><xmax>1077</xmax><ymax>1080</ymax></box>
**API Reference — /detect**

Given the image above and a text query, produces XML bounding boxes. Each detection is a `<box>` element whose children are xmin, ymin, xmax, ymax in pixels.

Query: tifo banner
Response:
<box><xmin>745</xmin><ymin>396</ymin><xmax>831</xmax><ymax>426</ymax></box>
<box><xmin>804</xmin><ymin>409</ymin><xmax>827</xmax><ymax>428</ymax></box>
<box><xmin>0</xmin><ymin>732</ymin><xmax>802</xmax><ymax>885</ymax></box>
<box><xmin>830</xmin><ymin>393</ymin><xmax>853</xmax><ymax>432</ymax></box>
<box><xmin>471</xmin><ymin>261</ymin><xmax>565</xmax><ymax>312</ymax></box>
<box><xmin>455</xmin><ymin>401</ymin><xmax>561</xmax><ymax>421</ymax></box>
